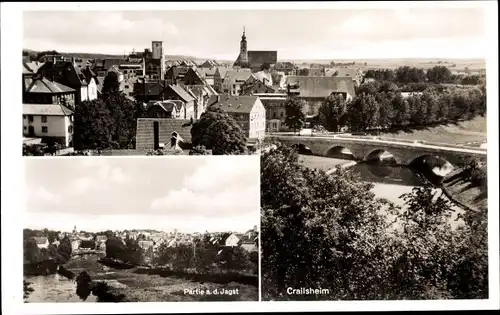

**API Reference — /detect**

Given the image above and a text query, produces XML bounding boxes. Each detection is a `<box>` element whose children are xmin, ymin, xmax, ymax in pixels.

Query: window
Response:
<box><xmin>28</xmin><ymin>115</ymin><xmax>34</xmax><ymax>122</ymax></box>
<box><xmin>41</xmin><ymin>115</ymin><xmax>47</xmax><ymax>123</ymax></box>
<box><xmin>280</xmin><ymin>112</ymin><xmax>284</xmax><ymax>118</ymax></box>
<box><xmin>68</xmin><ymin>125</ymin><xmax>73</xmax><ymax>133</ymax></box>
<box><xmin>23</xmin><ymin>126</ymin><xmax>27</xmax><ymax>130</ymax></box>
<box><xmin>41</xmin><ymin>126</ymin><xmax>48</xmax><ymax>133</ymax></box>
<box><xmin>273</xmin><ymin>112</ymin><xmax>276</xmax><ymax>118</ymax></box>
<box><xmin>125</xmin><ymin>85</ymin><xmax>130</xmax><ymax>89</ymax></box>
<box><xmin>23</xmin><ymin>115</ymin><xmax>26</xmax><ymax>120</ymax></box>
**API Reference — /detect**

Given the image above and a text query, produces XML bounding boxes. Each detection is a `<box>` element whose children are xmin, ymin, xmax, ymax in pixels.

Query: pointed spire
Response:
<box><xmin>243</xmin><ymin>26</ymin><xmax>245</xmax><ymax>36</ymax></box>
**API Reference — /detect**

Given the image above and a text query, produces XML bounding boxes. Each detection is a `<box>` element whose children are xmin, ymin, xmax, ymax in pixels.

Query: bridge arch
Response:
<box><xmin>325</xmin><ymin>146</ymin><xmax>355</xmax><ymax>160</ymax></box>
<box><xmin>292</xmin><ymin>143</ymin><xmax>313</xmax><ymax>155</ymax></box>
<box><xmin>407</xmin><ymin>155</ymin><xmax>455</xmax><ymax>177</ymax></box>
<box><xmin>363</xmin><ymin>149</ymin><xmax>400</xmax><ymax>165</ymax></box>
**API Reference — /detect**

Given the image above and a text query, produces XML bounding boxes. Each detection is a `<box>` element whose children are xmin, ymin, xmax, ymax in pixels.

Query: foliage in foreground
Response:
<box><xmin>260</xmin><ymin>141</ymin><xmax>488</xmax><ymax>300</ymax></box>
<box><xmin>191</xmin><ymin>106</ymin><xmax>248</xmax><ymax>155</ymax></box>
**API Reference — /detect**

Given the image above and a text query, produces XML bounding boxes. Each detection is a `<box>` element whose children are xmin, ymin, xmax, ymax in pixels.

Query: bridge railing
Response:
<box><xmin>269</xmin><ymin>133</ymin><xmax>486</xmax><ymax>151</ymax></box>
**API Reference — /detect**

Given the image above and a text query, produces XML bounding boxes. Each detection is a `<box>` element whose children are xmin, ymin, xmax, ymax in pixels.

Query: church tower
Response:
<box><xmin>234</xmin><ymin>27</ymin><xmax>249</xmax><ymax>68</ymax></box>
<box><xmin>239</xmin><ymin>27</ymin><xmax>249</xmax><ymax>65</ymax></box>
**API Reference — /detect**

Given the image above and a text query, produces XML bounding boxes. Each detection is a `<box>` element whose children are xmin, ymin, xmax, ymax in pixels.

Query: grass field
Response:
<box><xmin>372</xmin><ymin>116</ymin><xmax>487</xmax><ymax>145</ymax></box>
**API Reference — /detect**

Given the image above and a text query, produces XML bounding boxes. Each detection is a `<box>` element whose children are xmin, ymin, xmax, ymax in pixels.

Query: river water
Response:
<box><xmin>298</xmin><ymin>155</ymin><xmax>464</xmax><ymax>227</ymax></box>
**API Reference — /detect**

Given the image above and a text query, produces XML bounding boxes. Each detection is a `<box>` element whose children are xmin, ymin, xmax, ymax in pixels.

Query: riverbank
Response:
<box><xmin>441</xmin><ymin>169</ymin><xmax>487</xmax><ymax>212</ymax></box>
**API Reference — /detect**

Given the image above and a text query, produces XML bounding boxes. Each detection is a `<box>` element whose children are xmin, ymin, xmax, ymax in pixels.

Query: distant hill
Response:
<box><xmin>281</xmin><ymin>58</ymin><xmax>486</xmax><ymax>71</ymax></box>
<box><xmin>22</xmin><ymin>48</ymin><xmax>232</xmax><ymax>65</ymax></box>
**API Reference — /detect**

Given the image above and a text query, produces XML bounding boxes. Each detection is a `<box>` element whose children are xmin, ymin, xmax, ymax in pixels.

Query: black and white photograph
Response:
<box><xmin>23</xmin><ymin>156</ymin><xmax>260</xmax><ymax>302</ymax></box>
<box><xmin>2</xmin><ymin>1</ymin><xmax>499</xmax><ymax>314</ymax></box>
<box><xmin>21</xmin><ymin>10</ymin><xmax>270</xmax><ymax>157</ymax></box>
<box><xmin>259</xmin><ymin>6</ymin><xmax>492</xmax><ymax>301</ymax></box>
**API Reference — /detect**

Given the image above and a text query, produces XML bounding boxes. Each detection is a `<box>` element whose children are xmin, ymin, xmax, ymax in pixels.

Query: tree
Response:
<box><xmin>395</xmin><ymin>66</ymin><xmax>426</xmax><ymax>84</ymax></box>
<box><xmin>375</xmin><ymin>92</ymin><xmax>395</xmax><ymax>130</ymax></box>
<box><xmin>105</xmin><ymin>237</ymin><xmax>128</xmax><ymax>261</ymax></box>
<box><xmin>346</xmin><ymin>94</ymin><xmax>380</xmax><ymax>131</ymax></box>
<box><xmin>46</xmin><ymin>230</ymin><xmax>59</xmax><ymax>244</ymax></box>
<box><xmin>123</xmin><ymin>237</ymin><xmax>143</xmax><ymax>265</ymax></box>
<box><xmin>101</xmin><ymin>72</ymin><xmax>121</xmax><ymax>95</ymax></box>
<box><xmin>73</xmin><ymin>99</ymin><xmax>114</xmax><ymax>151</ymax></box>
<box><xmin>407</xmin><ymin>94</ymin><xmax>427</xmax><ymax>126</ymax></box>
<box><xmin>47</xmin><ymin>243</ymin><xmax>59</xmax><ymax>258</ymax></box>
<box><xmin>191</xmin><ymin>106</ymin><xmax>248</xmax><ymax>155</ymax></box>
<box><xmin>426</xmin><ymin>66</ymin><xmax>452</xmax><ymax>84</ymax></box>
<box><xmin>391</xmin><ymin>93</ymin><xmax>411</xmax><ymax>127</ymax></box>
<box><xmin>24</xmin><ymin>238</ymin><xmax>41</xmax><ymax>264</ymax></box>
<box><xmin>284</xmin><ymin>97</ymin><xmax>306</xmax><ymax>133</ymax></box>
<box><xmin>355</xmin><ymin>82</ymin><xmax>380</xmax><ymax>95</ymax></box>
<box><xmin>318</xmin><ymin>94</ymin><xmax>347</xmax><ymax>132</ymax></box>
<box><xmin>100</xmin><ymin>73</ymin><xmax>138</xmax><ymax>148</ymax></box>
<box><xmin>421</xmin><ymin>89</ymin><xmax>440</xmax><ymax>124</ymax></box>
<box><xmin>57</xmin><ymin>236</ymin><xmax>72</xmax><ymax>264</ymax></box>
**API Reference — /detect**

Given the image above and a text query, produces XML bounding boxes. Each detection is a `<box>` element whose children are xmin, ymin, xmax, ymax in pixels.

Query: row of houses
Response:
<box><xmin>32</xmin><ymin>226</ymin><xmax>259</xmax><ymax>254</ymax></box>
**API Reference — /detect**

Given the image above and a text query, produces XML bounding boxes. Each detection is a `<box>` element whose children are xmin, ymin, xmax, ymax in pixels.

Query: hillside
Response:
<box><xmin>281</xmin><ymin>58</ymin><xmax>486</xmax><ymax>71</ymax></box>
<box><xmin>374</xmin><ymin>116</ymin><xmax>487</xmax><ymax>145</ymax></box>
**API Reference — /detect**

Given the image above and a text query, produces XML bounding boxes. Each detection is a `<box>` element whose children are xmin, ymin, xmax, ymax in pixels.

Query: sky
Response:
<box><xmin>22</xmin><ymin>7</ymin><xmax>488</xmax><ymax>60</ymax></box>
<box><xmin>24</xmin><ymin>157</ymin><xmax>260</xmax><ymax>234</ymax></box>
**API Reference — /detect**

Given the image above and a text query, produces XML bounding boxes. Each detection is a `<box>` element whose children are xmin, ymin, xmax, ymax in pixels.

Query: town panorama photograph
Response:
<box><xmin>23</xmin><ymin>156</ymin><xmax>260</xmax><ymax>302</ymax></box>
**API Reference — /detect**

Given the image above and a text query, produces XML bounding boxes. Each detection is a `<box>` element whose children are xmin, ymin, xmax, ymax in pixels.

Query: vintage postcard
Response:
<box><xmin>1</xmin><ymin>0</ymin><xmax>498</xmax><ymax>314</ymax></box>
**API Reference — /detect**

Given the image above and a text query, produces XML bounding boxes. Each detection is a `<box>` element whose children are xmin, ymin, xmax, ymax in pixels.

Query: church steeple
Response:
<box><xmin>237</xmin><ymin>26</ymin><xmax>249</xmax><ymax>67</ymax></box>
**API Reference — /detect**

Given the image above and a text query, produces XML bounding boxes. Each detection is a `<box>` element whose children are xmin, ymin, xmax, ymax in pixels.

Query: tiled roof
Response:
<box><xmin>26</xmin><ymin>78</ymin><xmax>75</xmax><ymax>94</ymax></box>
<box><xmin>224</xmin><ymin>70</ymin><xmax>253</xmax><ymax>84</ymax></box>
<box><xmin>166</xmin><ymin>66</ymin><xmax>190</xmax><ymax>80</ymax></box>
<box><xmin>196</xmin><ymin>68</ymin><xmax>217</xmax><ymax>77</ymax></box>
<box><xmin>252</xmin><ymin>71</ymin><xmax>273</xmax><ymax>86</ymax></box>
<box><xmin>80</xmin><ymin>66</ymin><xmax>97</xmax><ymax>84</ymax></box>
<box><xmin>24</xmin><ymin>103</ymin><xmax>74</xmax><ymax>116</ymax></box>
<box><xmin>135</xmin><ymin>80</ymin><xmax>164</xmax><ymax>96</ymax></box>
<box><xmin>211</xmin><ymin>95</ymin><xmax>258</xmax><ymax>114</ymax></box>
<box><xmin>166</xmin><ymin>85</ymin><xmax>194</xmax><ymax>102</ymax></box>
<box><xmin>23</xmin><ymin>61</ymin><xmax>45</xmax><ymax>74</ymax></box>
<box><xmin>33</xmin><ymin>236</ymin><xmax>49</xmax><ymax>244</ymax></box>
<box><xmin>136</xmin><ymin>118</ymin><xmax>194</xmax><ymax>151</ymax></box>
<box><xmin>286</xmin><ymin>76</ymin><xmax>355</xmax><ymax>98</ymax></box>
<box><xmin>148</xmin><ymin>101</ymin><xmax>177</xmax><ymax>113</ymax></box>
<box><xmin>73</xmin><ymin>64</ymin><xmax>88</xmax><ymax>85</ymax></box>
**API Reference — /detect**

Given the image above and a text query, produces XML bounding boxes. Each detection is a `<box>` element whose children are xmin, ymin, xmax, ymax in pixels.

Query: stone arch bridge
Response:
<box><xmin>270</xmin><ymin>135</ymin><xmax>487</xmax><ymax>166</ymax></box>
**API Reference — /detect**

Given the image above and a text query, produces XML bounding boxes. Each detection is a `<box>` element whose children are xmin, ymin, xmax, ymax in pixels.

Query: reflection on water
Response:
<box><xmin>350</xmin><ymin>162</ymin><xmax>426</xmax><ymax>187</ymax></box>
<box><xmin>24</xmin><ymin>274</ymin><xmax>97</xmax><ymax>303</ymax></box>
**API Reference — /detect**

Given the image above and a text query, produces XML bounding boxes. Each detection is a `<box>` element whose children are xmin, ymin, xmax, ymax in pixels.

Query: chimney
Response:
<box><xmin>72</xmin><ymin>57</ymin><xmax>76</xmax><ymax>65</ymax></box>
<box><xmin>53</xmin><ymin>56</ymin><xmax>57</xmax><ymax>64</ymax></box>
<box><xmin>216</xmin><ymin>95</ymin><xmax>220</xmax><ymax>103</ymax></box>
